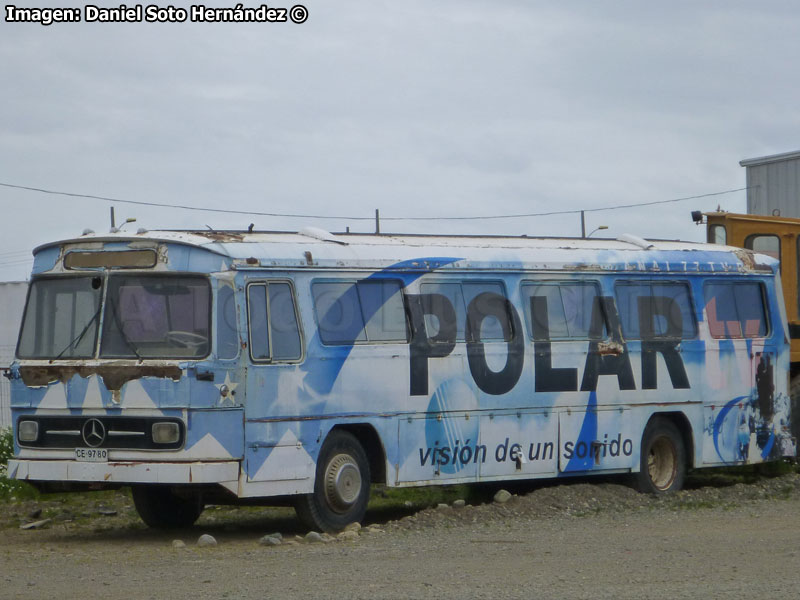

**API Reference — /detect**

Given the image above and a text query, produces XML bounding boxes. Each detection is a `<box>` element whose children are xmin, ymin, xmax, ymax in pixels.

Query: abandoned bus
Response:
<box><xmin>6</xmin><ymin>228</ymin><xmax>795</xmax><ymax>531</ymax></box>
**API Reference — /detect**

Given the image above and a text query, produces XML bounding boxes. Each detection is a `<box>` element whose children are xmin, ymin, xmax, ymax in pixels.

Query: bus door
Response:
<box><xmin>241</xmin><ymin>280</ymin><xmax>312</xmax><ymax>486</ymax></box>
<box><xmin>179</xmin><ymin>277</ymin><xmax>247</xmax><ymax>464</ymax></box>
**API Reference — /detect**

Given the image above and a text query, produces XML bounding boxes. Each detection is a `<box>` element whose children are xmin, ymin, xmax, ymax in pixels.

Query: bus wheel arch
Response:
<box><xmin>334</xmin><ymin>423</ymin><xmax>386</xmax><ymax>484</ymax></box>
<box><xmin>295</xmin><ymin>428</ymin><xmax>372</xmax><ymax>533</ymax></box>
<box><xmin>633</xmin><ymin>414</ymin><xmax>690</xmax><ymax>494</ymax></box>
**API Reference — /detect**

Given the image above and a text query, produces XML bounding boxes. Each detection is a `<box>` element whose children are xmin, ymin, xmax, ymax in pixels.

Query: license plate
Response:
<box><xmin>74</xmin><ymin>448</ymin><xmax>108</xmax><ymax>462</ymax></box>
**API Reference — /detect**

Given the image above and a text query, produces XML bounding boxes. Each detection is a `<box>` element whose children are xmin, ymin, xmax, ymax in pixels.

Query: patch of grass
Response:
<box><xmin>685</xmin><ymin>461</ymin><xmax>799</xmax><ymax>489</ymax></box>
<box><xmin>0</xmin><ymin>427</ymin><xmax>40</xmax><ymax>502</ymax></box>
<box><xmin>674</xmin><ymin>499</ymin><xmax>718</xmax><ymax>511</ymax></box>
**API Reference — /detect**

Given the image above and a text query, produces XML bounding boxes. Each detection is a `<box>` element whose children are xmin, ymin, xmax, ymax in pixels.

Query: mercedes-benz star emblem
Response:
<box><xmin>81</xmin><ymin>418</ymin><xmax>106</xmax><ymax>448</ymax></box>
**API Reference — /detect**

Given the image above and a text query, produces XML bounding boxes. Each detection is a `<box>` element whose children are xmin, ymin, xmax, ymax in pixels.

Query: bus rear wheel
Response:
<box><xmin>634</xmin><ymin>419</ymin><xmax>686</xmax><ymax>494</ymax></box>
<box><xmin>131</xmin><ymin>485</ymin><xmax>204</xmax><ymax>529</ymax></box>
<box><xmin>295</xmin><ymin>430</ymin><xmax>371</xmax><ymax>533</ymax></box>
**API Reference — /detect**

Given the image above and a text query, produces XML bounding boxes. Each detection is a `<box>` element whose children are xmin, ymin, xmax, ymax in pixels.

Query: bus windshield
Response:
<box><xmin>17</xmin><ymin>275</ymin><xmax>211</xmax><ymax>359</ymax></box>
<box><xmin>17</xmin><ymin>276</ymin><xmax>103</xmax><ymax>359</ymax></box>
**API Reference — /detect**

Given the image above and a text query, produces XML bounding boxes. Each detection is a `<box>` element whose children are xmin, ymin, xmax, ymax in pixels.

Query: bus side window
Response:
<box><xmin>269</xmin><ymin>283</ymin><xmax>302</xmax><ymax>360</ymax></box>
<box><xmin>247</xmin><ymin>284</ymin><xmax>270</xmax><ymax>359</ymax></box>
<box><xmin>704</xmin><ymin>282</ymin><xmax>768</xmax><ymax>339</ymax></box>
<box><xmin>419</xmin><ymin>281</ymin><xmax>508</xmax><ymax>341</ymax></box>
<box><xmin>217</xmin><ymin>284</ymin><xmax>239</xmax><ymax>359</ymax></box>
<box><xmin>615</xmin><ymin>282</ymin><xmax>696</xmax><ymax>340</ymax></box>
<box><xmin>462</xmin><ymin>282</ymin><xmax>507</xmax><ymax>341</ymax></box>
<box><xmin>247</xmin><ymin>282</ymin><xmax>303</xmax><ymax>361</ymax></box>
<box><xmin>420</xmin><ymin>282</ymin><xmax>464</xmax><ymax>340</ymax></box>
<box><xmin>357</xmin><ymin>280</ymin><xmax>409</xmax><ymax>342</ymax></box>
<box><xmin>312</xmin><ymin>282</ymin><xmax>366</xmax><ymax>345</ymax></box>
<box><xmin>521</xmin><ymin>281</ymin><xmax>603</xmax><ymax>340</ymax></box>
<box><xmin>312</xmin><ymin>280</ymin><xmax>408</xmax><ymax>344</ymax></box>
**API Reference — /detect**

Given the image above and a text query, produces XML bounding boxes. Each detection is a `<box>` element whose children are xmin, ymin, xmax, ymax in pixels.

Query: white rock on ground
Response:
<box><xmin>493</xmin><ymin>489</ymin><xmax>512</xmax><ymax>504</ymax></box>
<box><xmin>197</xmin><ymin>534</ymin><xmax>217</xmax><ymax>547</ymax></box>
<box><xmin>259</xmin><ymin>535</ymin><xmax>281</xmax><ymax>547</ymax></box>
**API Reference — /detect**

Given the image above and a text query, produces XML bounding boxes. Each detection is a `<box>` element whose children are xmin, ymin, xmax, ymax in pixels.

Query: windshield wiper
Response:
<box><xmin>54</xmin><ymin>304</ymin><xmax>102</xmax><ymax>360</ymax></box>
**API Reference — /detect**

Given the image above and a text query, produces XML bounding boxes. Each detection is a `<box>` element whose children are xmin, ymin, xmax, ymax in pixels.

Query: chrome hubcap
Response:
<box><xmin>324</xmin><ymin>453</ymin><xmax>362</xmax><ymax>512</ymax></box>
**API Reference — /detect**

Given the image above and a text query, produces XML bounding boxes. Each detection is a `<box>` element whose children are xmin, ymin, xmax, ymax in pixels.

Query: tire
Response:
<box><xmin>633</xmin><ymin>418</ymin><xmax>686</xmax><ymax>494</ymax></box>
<box><xmin>131</xmin><ymin>485</ymin><xmax>204</xmax><ymax>529</ymax></box>
<box><xmin>295</xmin><ymin>430</ymin><xmax>371</xmax><ymax>533</ymax></box>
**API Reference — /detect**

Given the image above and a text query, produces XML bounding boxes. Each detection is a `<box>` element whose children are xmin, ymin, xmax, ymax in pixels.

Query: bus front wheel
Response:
<box><xmin>295</xmin><ymin>430</ymin><xmax>371</xmax><ymax>533</ymax></box>
<box><xmin>634</xmin><ymin>419</ymin><xmax>686</xmax><ymax>494</ymax></box>
<box><xmin>131</xmin><ymin>485</ymin><xmax>203</xmax><ymax>529</ymax></box>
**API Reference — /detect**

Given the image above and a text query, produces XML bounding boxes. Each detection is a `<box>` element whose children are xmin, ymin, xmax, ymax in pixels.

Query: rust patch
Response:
<box><xmin>595</xmin><ymin>341</ymin><xmax>624</xmax><ymax>356</ymax></box>
<box><xmin>733</xmin><ymin>247</ymin><xmax>757</xmax><ymax>271</ymax></box>
<box><xmin>19</xmin><ymin>365</ymin><xmax>182</xmax><ymax>390</ymax></box>
<box><xmin>192</xmin><ymin>231</ymin><xmax>245</xmax><ymax>243</ymax></box>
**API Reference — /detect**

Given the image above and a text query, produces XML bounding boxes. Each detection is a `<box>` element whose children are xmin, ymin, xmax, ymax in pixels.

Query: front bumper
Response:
<box><xmin>8</xmin><ymin>459</ymin><xmax>240</xmax><ymax>492</ymax></box>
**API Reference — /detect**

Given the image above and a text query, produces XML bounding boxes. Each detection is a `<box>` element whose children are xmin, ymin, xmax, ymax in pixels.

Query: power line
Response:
<box><xmin>0</xmin><ymin>182</ymin><xmax>375</xmax><ymax>221</ymax></box>
<box><xmin>0</xmin><ymin>181</ymin><xmax>746</xmax><ymax>222</ymax></box>
<box><xmin>383</xmin><ymin>188</ymin><xmax>748</xmax><ymax>221</ymax></box>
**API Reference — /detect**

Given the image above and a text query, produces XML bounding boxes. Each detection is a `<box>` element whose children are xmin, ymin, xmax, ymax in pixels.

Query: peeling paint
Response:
<box><xmin>20</xmin><ymin>364</ymin><xmax>183</xmax><ymax>389</ymax></box>
<box><xmin>733</xmin><ymin>248</ymin><xmax>757</xmax><ymax>271</ymax></box>
<box><xmin>192</xmin><ymin>231</ymin><xmax>245</xmax><ymax>243</ymax></box>
<box><xmin>595</xmin><ymin>341</ymin><xmax>625</xmax><ymax>356</ymax></box>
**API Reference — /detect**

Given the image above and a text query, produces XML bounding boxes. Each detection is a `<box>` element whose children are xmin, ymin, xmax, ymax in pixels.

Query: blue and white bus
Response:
<box><xmin>6</xmin><ymin>228</ymin><xmax>795</xmax><ymax>531</ymax></box>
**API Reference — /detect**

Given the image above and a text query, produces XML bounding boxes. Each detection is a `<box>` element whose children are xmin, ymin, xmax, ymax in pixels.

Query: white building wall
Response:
<box><xmin>0</xmin><ymin>282</ymin><xmax>27</xmax><ymax>429</ymax></box>
<box><xmin>741</xmin><ymin>150</ymin><xmax>800</xmax><ymax>218</ymax></box>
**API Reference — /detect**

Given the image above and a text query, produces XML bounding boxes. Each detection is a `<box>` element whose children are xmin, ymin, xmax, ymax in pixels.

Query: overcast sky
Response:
<box><xmin>1</xmin><ymin>1</ymin><xmax>799</xmax><ymax>281</ymax></box>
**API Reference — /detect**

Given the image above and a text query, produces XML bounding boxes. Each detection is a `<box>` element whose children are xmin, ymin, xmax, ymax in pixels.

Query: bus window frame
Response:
<box><xmin>246</xmin><ymin>279</ymin><xmax>305</xmax><ymax>364</ymax></box>
<box><xmin>311</xmin><ymin>278</ymin><xmax>410</xmax><ymax>346</ymax></box>
<box><xmin>702</xmin><ymin>279</ymin><xmax>770</xmax><ymax>340</ymax></box>
<box><xmin>419</xmin><ymin>279</ymin><xmax>513</xmax><ymax>343</ymax></box>
<box><xmin>613</xmin><ymin>279</ymin><xmax>698</xmax><ymax>341</ymax></box>
<box><xmin>520</xmin><ymin>279</ymin><xmax>606</xmax><ymax>342</ymax></box>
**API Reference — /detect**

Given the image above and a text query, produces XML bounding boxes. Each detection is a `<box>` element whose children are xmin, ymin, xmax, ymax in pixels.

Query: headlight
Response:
<box><xmin>152</xmin><ymin>422</ymin><xmax>180</xmax><ymax>444</ymax></box>
<box><xmin>18</xmin><ymin>420</ymin><xmax>39</xmax><ymax>443</ymax></box>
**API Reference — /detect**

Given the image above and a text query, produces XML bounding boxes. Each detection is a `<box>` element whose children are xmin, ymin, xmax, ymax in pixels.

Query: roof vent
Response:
<box><xmin>297</xmin><ymin>226</ymin><xmax>347</xmax><ymax>245</ymax></box>
<box><xmin>617</xmin><ymin>233</ymin><xmax>654</xmax><ymax>250</ymax></box>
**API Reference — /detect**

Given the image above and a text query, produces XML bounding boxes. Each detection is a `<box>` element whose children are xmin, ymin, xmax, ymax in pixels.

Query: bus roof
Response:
<box><xmin>34</xmin><ymin>229</ymin><xmax>776</xmax><ymax>275</ymax></box>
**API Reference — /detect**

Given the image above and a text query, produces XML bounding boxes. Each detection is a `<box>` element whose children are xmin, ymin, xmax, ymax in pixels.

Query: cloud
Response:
<box><xmin>0</xmin><ymin>1</ymin><xmax>798</xmax><ymax>279</ymax></box>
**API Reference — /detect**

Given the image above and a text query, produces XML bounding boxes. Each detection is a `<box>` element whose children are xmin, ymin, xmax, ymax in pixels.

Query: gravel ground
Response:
<box><xmin>3</xmin><ymin>472</ymin><xmax>800</xmax><ymax>599</ymax></box>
